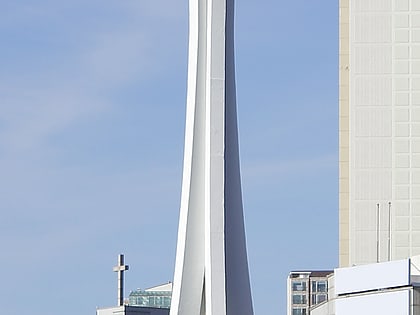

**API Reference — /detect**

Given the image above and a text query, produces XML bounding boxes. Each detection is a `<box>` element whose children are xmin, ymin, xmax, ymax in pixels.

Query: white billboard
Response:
<box><xmin>336</xmin><ymin>289</ymin><xmax>410</xmax><ymax>315</ymax></box>
<box><xmin>335</xmin><ymin>259</ymin><xmax>410</xmax><ymax>295</ymax></box>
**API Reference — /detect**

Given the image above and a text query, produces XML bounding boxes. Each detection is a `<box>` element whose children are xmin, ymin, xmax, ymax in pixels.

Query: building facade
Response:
<box><xmin>339</xmin><ymin>0</ymin><xmax>420</xmax><ymax>267</ymax></box>
<box><xmin>311</xmin><ymin>257</ymin><xmax>420</xmax><ymax>315</ymax></box>
<box><xmin>287</xmin><ymin>271</ymin><xmax>333</xmax><ymax>315</ymax></box>
<box><xmin>128</xmin><ymin>283</ymin><xmax>172</xmax><ymax>309</ymax></box>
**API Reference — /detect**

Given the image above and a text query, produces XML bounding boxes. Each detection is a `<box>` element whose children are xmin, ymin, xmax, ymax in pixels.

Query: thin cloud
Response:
<box><xmin>81</xmin><ymin>29</ymin><xmax>151</xmax><ymax>88</ymax></box>
<box><xmin>242</xmin><ymin>153</ymin><xmax>337</xmax><ymax>179</ymax></box>
<box><xmin>0</xmin><ymin>95</ymin><xmax>111</xmax><ymax>153</ymax></box>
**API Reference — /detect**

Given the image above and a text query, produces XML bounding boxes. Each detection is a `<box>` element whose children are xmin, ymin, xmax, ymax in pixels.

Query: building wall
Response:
<box><xmin>413</xmin><ymin>288</ymin><xmax>420</xmax><ymax>315</ymax></box>
<box><xmin>308</xmin><ymin>275</ymin><xmax>336</xmax><ymax>315</ymax></box>
<box><xmin>339</xmin><ymin>0</ymin><xmax>351</xmax><ymax>269</ymax></box>
<box><xmin>311</xmin><ymin>258</ymin><xmax>420</xmax><ymax>315</ymax></box>
<box><xmin>336</xmin><ymin>289</ymin><xmax>411</xmax><ymax>315</ymax></box>
<box><xmin>340</xmin><ymin>0</ymin><xmax>420</xmax><ymax>267</ymax></box>
<box><xmin>287</xmin><ymin>272</ymin><xmax>332</xmax><ymax>315</ymax></box>
<box><xmin>97</xmin><ymin>306</ymin><xmax>170</xmax><ymax>315</ymax></box>
<box><xmin>311</xmin><ymin>300</ymin><xmax>335</xmax><ymax>315</ymax></box>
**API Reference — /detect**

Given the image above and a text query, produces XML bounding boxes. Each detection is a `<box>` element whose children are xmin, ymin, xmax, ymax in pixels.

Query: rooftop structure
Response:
<box><xmin>129</xmin><ymin>283</ymin><xmax>172</xmax><ymax>309</ymax></box>
<box><xmin>96</xmin><ymin>256</ymin><xmax>169</xmax><ymax>315</ymax></box>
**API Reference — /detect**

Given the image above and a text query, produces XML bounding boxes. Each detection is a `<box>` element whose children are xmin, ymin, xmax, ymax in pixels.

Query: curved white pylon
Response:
<box><xmin>170</xmin><ymin>0</ymin><xmax>254</xmax><ymax>314</ymax></box>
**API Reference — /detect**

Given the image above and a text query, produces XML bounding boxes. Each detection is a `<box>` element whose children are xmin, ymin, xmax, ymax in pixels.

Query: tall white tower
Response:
<box><xmin>169</xmin><ymin>0</ymin><xmax>254</xmax><ymax>314</ymax></box>
<box><xmin>340</xmin><ymin>0</ymin><xmax>420</xmax><ymax>267</ymax></box>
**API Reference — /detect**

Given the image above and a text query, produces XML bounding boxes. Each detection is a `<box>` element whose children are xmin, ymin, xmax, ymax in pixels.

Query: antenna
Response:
<box><xmin>376</xmin><ymin>203</ymin><xmax>380</xmax><ymax>263</ymax></box>
<box><xmin>388</xmin><ymin>202</ymin><xmax>392</xmax><ymax>261</ymax></box>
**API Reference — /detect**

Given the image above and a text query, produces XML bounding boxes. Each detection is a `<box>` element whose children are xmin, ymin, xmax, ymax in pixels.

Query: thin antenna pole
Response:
<box><xmin>377</xmin><ymin>203</ymin><xmax>380</xmax><ymax>263</ymax></box>
<box><xmin>388</xmin><ymin>202</ymin><xmax>392</xmax><ymax>261</ymax></box>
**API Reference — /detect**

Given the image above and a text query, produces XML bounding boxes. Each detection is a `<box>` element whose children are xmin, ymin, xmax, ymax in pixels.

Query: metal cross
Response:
<box><xmin>113</xmin><ymin>254</ymin><xmax>129</xmax><ymax>306</ymax></box>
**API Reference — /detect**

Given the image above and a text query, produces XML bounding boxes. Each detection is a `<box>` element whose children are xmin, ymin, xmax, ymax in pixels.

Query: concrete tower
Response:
<box><xmin>169</xmin><ymin>0</ymin><xmax>254</xmax><ymax>314</ymax></box>
<box><xmin>340</xmin><ymin>0</ymin><xmax>420</xmax><ymax>267</ymax></box>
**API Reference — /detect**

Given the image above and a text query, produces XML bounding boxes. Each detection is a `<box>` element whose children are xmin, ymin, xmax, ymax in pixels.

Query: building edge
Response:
<box><xmin>339</xmin><ymin>0</ymin><xmax>350</xmax><ymax>268</ymax></box>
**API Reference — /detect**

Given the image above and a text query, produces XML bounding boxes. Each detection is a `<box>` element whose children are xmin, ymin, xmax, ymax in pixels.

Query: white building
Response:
<box><xmin>311</xmin><ymin>257</ymin><xmax>420</xmax><ymax>315</ymax></box>
<box><xmin>289</xmin><ymin>0</ymin><xmax>420</xmax><ymax>313</ymax></box>
<box><xmin>339</xmin><ymin>0</ymin><xmax>420</xmax><ymax>267</ymax></box>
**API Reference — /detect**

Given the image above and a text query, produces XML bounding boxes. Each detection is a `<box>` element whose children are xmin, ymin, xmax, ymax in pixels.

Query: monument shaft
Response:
<box><xmin>170</xmin><ymin>0</ymin><xmax>253</xmax><ymax>314</ymax></box>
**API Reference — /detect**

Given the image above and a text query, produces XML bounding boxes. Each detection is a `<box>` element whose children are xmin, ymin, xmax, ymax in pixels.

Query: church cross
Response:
<box><xmin>113</xmin><ymin>254</ymin><xmax>129</xmax><ymax>306</ymax></box>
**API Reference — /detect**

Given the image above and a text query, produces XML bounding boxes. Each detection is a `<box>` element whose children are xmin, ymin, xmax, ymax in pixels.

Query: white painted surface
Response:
<box><xmin>145</xmin><ymin>283</ymin><xmax>172</xmax><ymax>292</ymax></box>
<box><xmin>170</xmin><ymin>0</ymin><xmax>253</xmax><ymax>314</ymax></box>
<box><xmin>335</xmin><ymin>259</ymin><xmax>410</xmax><ymax>295</ymax></box>
<box><xmin>346</xmin><ymin>0</ymin><xmax>420</xmax><ymax>266</ymax></box>
<box><xmin>311</xmin><ymin>301</ymin><xmax>335</xmax><ymax>315</ymax></box>
<box><xmin>336</xmin><ymin>289</ymin><xmax>410</xmax><ymax>315</ymax></box>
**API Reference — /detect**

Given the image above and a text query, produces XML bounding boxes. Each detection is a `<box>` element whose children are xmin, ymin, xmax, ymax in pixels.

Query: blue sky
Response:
<box><xmin>0</xmin><ymin>1</ymin><xmax>338</xmax><ymax>314</ymax></box>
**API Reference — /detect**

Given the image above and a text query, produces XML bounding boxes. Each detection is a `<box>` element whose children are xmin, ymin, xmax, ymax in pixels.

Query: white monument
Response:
<box><xmin>169</xmin><ymin>0</ymin><xmax>254</xmax><ymax>314</ymax></box>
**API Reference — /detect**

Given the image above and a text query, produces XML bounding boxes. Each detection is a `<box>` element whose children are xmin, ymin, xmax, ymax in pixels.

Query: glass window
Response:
<box><xmin>292</xmin><ymin>308</ymin><xmax>307</xmax><ymax>315</ymax></box>
<box><xmin>140</xmin><ymin>296</ymin><xmax>148</xmax><ymax>305</ymax></box>
<box><xmin>311</xmin><ymin>294</ymin><xmax>317</xmax><ymax>304</ymax></box>
<box><xmin>317</xmin><ymin>294</ymin><xmax>327</xmax><ymax>304</ymax></box>
<box><xmin>311</xmin><ymin>280</ymin><xmax>327</xmax><ymax>292</ymax></box>
<box><xmin>163</xmin><ymin>297</ymin><xmax>170</xmax><ymax>307</ymax></box>
<box><xmin>311</xmin><ymin>293</ymin><xmax>327</xmax><ymax>305</ymax></box>
<box><xmin>292</xmin><ymin>294</ymin><xmax>307</xmax><ymax>305</ymax></box>
<box><xmin>292</xmin><ymin>281</ymin><xmax>307</xmax><ymax>291</ymax></box>
<box><xmin>128</xmin><ymin>290</ymin><xmax>172</xmax><ymax>308</ymax></box>
<box><xmin>317</xmin><ymin>281</ymin><xmax>327</xmax><ymax>292</ymax></box>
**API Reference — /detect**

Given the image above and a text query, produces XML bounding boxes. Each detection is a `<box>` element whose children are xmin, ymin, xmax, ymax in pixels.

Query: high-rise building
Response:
<box><xmin>339</xmin><ymin>0</ymin><xmax>420</xmax><ymax>267</ymax></box>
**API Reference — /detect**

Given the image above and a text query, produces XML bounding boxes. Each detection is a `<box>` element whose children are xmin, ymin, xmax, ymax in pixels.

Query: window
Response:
<box><xmin>128</xmin><ymin>290</ymin><xmax>172</xmax><ymax>308</ymax></box>
<box><xmin>311</xmin><ymin>280</ymin><xmax>327</xmax><ymax>292</ymax></box>
<box><xmin>292</xmin><ymin>294</ymin><xmax>307</xmax><ymax>305</ymax></box>
<box><xmin>311</xmin><ymin>293</ymin><xmax>327</xmax><ymax>305</ymax></box>
<box><xmin>292</xmin><ymin>281</ymin><xmax>307</xmax><ymax>291</ymax></box>
<box><xmin>317</xmin><ymin>294</ymin><xmax>327</xmax><ymax>304</ymax></box>
<box><xmin>318</xmin><ymin>281</ymin><xmax>327</xmax><ymax>292</ymax></box>
<box><xmin>292</xmin><ymin>308</ymin><xmax>307</xmax><ymax>315</ymax></box>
